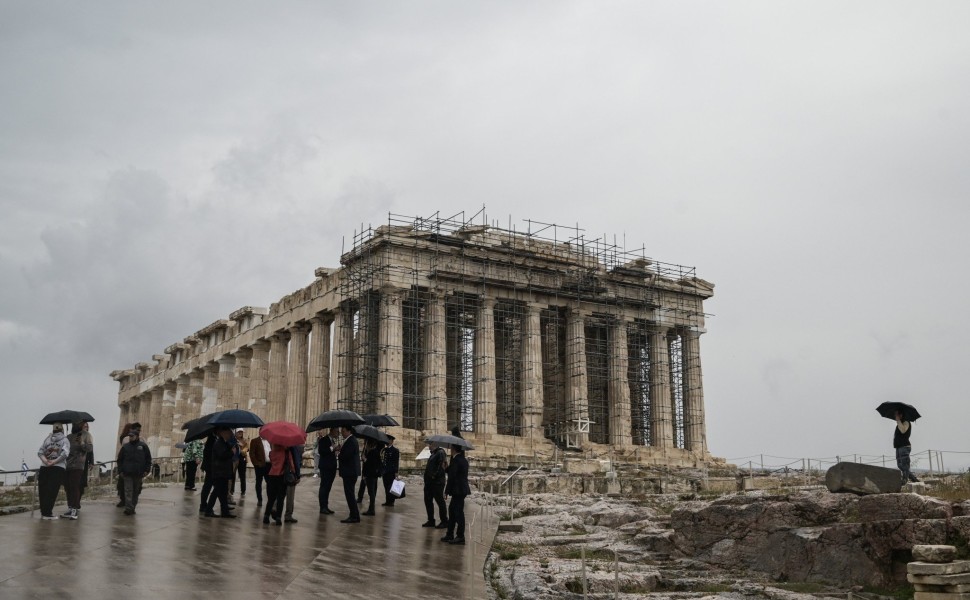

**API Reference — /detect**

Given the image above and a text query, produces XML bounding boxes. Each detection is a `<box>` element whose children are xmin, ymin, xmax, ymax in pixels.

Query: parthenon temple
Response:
<box><xmin>112</xmin><ymin>211</ymin><xmax>718</xmax><ymax>468</ymax></box>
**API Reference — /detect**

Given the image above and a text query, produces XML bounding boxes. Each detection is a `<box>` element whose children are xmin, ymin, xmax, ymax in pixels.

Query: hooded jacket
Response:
<box><xmin>118</xmin><ymin>438</ymin><xmax>152</xmax><ymax>476</ymax></box>
<box><xmin>38</xmin><ymin>432</ymin><xmax>70</xmax><ymax>469</ymax></box>
<box><xmin>66</xmin><ymin>431</ymin><xmax>94</xmax><ymax>470</ymax></box>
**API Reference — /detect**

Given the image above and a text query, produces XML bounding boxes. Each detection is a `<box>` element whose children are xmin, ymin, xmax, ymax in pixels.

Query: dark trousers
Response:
<box><xmin>122</xmin><ymin>474</ymin><xmax>143</xmax><ymax>512</ymax></box>
<box><xmin>38</xmin><ymin>466</ymin><xmax>65</xmax><ymax>517</ymax></box>
<box><xmin>200</xmin><ymin>473</ymin><xmax>213</xmax><ymax>509</ymax></box>
<box><xmin>116</xmin><ymin>474</ymin><xmax>125</xmax><ymax>503</ymax></box>
<box><xmin>65</xmin><ymin>469</ymin><xmax>85</xmax><ymax>509</ymax></box>
<box><xmin>206</xmin><ymin>477</ymin><xmax>230</xmax><ymax>515</ymax></box>
<box><xmin>184</xmin><ymin>461</ymin><xmax>198</xmax><ymax>489</ymax></box>
<box><xmin>356</xmin><ymin>477</ymin><xmax>366</xmax><ymax>503</ymax></box>
<box><xmin>264</xmin><ymin>475</ymin><xmax>285</xmax><ymax>520</ymax></box>
<box><xmin>319</xmin><ymin>469</ymin><xmax>337</xmax><ymax>511</ymax></box>
<box><xmin>364</xmin><ymin>476</ymin><xmax>378</xmax><ymax>512</ymax></box>
<box><xmin>382</xmin><ymin>473</ymin><xmax>398</xmax><ymax>505</ymax></box>
<box><xmin>424</xmin><ymin>481</ymin><xmax>447</xmax><ymax>522</ymax></box>
<box><xmin>342</xmin><ymin>475</ymin><xmax>360</xmax><ymax>519</ymax></box>
<box><xmin>254</xmin><ymin>464</ymin><xmax>269</xmax><ymax>502</ymax></box>
<box><xmin>447</xmin><ymin>495</ymin><xmax>467</xmax><ymax>538</ymax></box>
<box><xmin>232</xmin><ymin>459</ymin><xmax>247</xmax><ymax>495</ymax></box>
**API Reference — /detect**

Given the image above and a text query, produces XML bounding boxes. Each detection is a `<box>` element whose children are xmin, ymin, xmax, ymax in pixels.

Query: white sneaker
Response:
<box><xmin>41</xmin><ymin>515</ymin><xmax>59</xmax><ymax>520</ymax></box>
<box><xmin>66</xmin><ymin>509</ymin><xmax>78</xmax><ymax>520</ymax></box>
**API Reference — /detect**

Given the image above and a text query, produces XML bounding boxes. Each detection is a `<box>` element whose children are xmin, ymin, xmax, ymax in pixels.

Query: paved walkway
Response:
<box><xmin>0</xmin><ymin>477</ymin><xmax>497</xmax><ymax>600</ymax></box>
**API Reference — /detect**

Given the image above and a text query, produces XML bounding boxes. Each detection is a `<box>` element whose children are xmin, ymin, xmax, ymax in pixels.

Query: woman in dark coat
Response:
<box><xmin>441</xmin><ymin>444</ymin><xmax>470</xmax><ymax>545</ymax></box>
<box><xmin>360</xmin><ymin>439</ymin><xmax>383</xmax><ymax>516</ymax></box>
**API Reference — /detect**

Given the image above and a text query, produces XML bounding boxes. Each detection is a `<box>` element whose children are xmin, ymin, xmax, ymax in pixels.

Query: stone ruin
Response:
<box><xmin>110</xmin><ymin>211</ymin><xmax>721</xmax><ymax>471</ymax></box>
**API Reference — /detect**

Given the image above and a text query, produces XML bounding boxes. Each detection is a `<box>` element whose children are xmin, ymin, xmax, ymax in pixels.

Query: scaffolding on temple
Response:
<box><xmin>334</xmin><ymin>208</ymin><xmax>709</xmax><ymax>453</ymax></box>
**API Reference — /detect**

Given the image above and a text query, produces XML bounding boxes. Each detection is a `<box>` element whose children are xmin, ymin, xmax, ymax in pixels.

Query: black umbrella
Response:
<box><xmin>182</xmin><ymin>412</ymin><xmax>220</xmax><ymax>443</ymax></box>
<box><xmin>877</xmin><ymin>401</ymin><xmax>921</xmax><ymax>422</ymax></box>
<box><xmin>306</xmin><ymin>409</ymin><xmax>365</xmax><ymax>432</ymax></box>
<box><xmin>205</xmin><ymin>409</ymin><xmax>264</xmax><ymax>429</ymax></box>
<box><xmin>182</xmin><ymin>413</ymin><xmax>218</xmax><ymax>430</ymax></box>
<box><xmin>40</xmin><ymin>410</ymin><xmax>95</xmax><ymax>425</ymax></box>
<box><xmin>426</xmin><ymin>433</ymin><xmax>475</xmax><ymax>450</ymax></box>
<box><xmin>353</xmin><ymin>424</ymin><xmax>390</xmax><ymax>445</ymax></box>
<box><xmin>363</xmin><ymin>414</ymin><xmax>400</xmax><ymax>427</ymax></box>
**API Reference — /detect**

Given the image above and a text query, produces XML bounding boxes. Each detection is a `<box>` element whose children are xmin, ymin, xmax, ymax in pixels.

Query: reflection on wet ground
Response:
<box><xmin>0</xmin><ymin>478</ymin><xmax>496</xmax><ymax>599</ymax></box>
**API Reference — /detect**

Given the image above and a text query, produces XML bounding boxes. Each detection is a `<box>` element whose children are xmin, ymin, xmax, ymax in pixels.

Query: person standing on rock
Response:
<box><xmin>894</xmin><ymin>410</ymin><xmax>920</xmax><ymax>483</ymax></box>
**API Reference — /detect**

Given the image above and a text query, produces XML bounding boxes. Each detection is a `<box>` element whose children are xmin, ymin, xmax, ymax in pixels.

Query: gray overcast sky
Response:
<box><xmin>2</xmin><ymin>2</ymin><xmax>968</xmax><ymax>474</ymax></box>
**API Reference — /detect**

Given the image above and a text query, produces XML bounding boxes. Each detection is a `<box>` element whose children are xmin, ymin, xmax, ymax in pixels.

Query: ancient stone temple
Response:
<box><xmin>111</xmin><ymin>212</ymin><xmax>717</xmax><ymax>467</ymax></box>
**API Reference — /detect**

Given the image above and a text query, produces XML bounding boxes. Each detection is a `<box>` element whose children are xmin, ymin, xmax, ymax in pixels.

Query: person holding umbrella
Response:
<box><xmin>63</xmin><ymin>420</ymin><xmax>93</xmax><ymax>520</ymax></box>
<box><xmin>894</xmin><ymin>409</ymin><xmax>920</xmax><ymax>484</ymax></box>
<box><xmin>381</xmin><ymin>435</ymin><xmax>400</xmax><ymax>507</ymax></box>
<box><xmin>36</xmin><ymin>423</ymin><xmax>70</xmax><ymax>520</ymax></box>
<box><xmin>263</xmin><ymin>442</ymin><xmax>292</xmax><ymax>526</ymax></box>
<box><xmin>338</xmin><ymin>425</ymin><xmax>361</xmax><ymax>523</ymax></box>
<box><xmin>317</xmin><ymin>427</ymin><xmax>339</xmax><ymax>515</ymax></box>
<box><xmin>360</xmin><ymin>438</ymin><xmax>384</xmax><ymax>516</ymax></box>
<box><xmin>441</xmin><ymin>443</ymin><xmax>470</xmax><ymax>545</ymax></box>
<box><xmin>203</xmin><ymin>427</ymin><xmax>236</xmax><ymax>518</ymax></box>
<box><xmin>422</xmin><ymin>440</ymin><xmax>448</xmax><ymax>529</ymax></box>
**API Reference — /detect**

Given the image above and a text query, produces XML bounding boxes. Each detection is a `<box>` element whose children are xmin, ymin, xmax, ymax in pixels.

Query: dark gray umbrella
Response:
<box><xmin>205</xmin><ymin>409</ymin><xmax>265</xmax><ymax>429</ymax></box>
<box><xmin>353</xmin><ymin>424</ymin><xmax>390</xmax><ymax>445</ymax></box>
<box><xmin>306</xmin><ymin>409</ymin><xmax>365</xmax><ymax>432</ymax></box>
<box><xmin>363</xmin><ymin>414</ymin><xmax>400</xmax><ymax>427</ymax></box>
<box><xmin>426</xmin><ymin>434</ymin><xmax>474</xmax><ymax>450</ymax></box>
<box><xmin>40</xmin><ymin>410</ymin><xmax>95</xmax><ymax>425</ymax></box>
<box><xmin>876</xmin><ymin>401</ymin><xmax>921</xmax><ymax>422</ymax></box>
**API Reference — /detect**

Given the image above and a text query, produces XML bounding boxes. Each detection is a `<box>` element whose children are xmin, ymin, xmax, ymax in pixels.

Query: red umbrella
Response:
<box><xmin>259</xmin><ymin>421</ymin><xmax>307</xmax><ymax>447</ymax></box>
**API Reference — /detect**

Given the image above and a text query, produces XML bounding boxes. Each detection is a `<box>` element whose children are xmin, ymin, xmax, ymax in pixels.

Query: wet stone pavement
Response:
<box><xmin>0</xmin><ymin>478</ymin><xmax>496</xmax><ymax>600</ymax></box>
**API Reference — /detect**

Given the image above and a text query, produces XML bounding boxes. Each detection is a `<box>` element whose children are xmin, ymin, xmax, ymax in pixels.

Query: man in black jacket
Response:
<box><xmin>338</xmin><ymin>426</ymin><xmax>361</xmax><ymax>523</ymax></box>
<box><xmin>203</xmin><ymin>427</ymin><xmax>236</xmax><ymax>518</ymax></box>
<box><xmin>381</xmin><ymin>435</ymin><xmax>400</xmax><ymax>507</ymax></box>
<box><xmin>318</xmin><ymin>427</ymin><xmax>339</xmax><ymax>514</ymax></box>
<box><xmin>442</xmin><ymin>444</ymin><xmax>471</xmax><ymax>545</ymax></box>
<box><xmin>422</xmin><ymin>441</ymin><xmax>448</xmax><ymax>528</ymax></box>
<box><xmin>117</xmin><ymin>427</ymin><xmax>152</xmax><ymax>516</ymax></box>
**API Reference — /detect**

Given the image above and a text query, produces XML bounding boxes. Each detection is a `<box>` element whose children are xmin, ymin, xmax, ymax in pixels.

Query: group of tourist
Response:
<box><xmin>35</xmin><ymin>418</ymin><xmax>472</xmax><ymax>545</ymax></box>
<box><xmin>36</xmin><ymin>420</ymin><xmax>94</xmax><ymax>520</ymax></box>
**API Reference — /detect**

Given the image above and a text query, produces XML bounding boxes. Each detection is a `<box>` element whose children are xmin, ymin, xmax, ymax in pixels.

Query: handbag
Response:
<box><xmin>390</xmin><ymin>478</ymin><xmax>406</xmax><ymax>498</ymax></box>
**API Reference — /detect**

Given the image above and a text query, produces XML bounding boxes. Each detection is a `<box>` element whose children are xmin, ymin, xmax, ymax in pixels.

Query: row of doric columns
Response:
<box><xmin>119</xmin><ymin>289</ymin><xmax>706</xmax><ymax>457</ymax></box>
<box><xmin>122</xmin><ymin>314</ymin><xmax>335</xmax><ymax>457</ymax></box>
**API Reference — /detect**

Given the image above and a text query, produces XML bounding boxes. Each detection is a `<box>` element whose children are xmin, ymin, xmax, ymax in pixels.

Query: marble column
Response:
<box><xmin>147</xmin><ymin>388</ymin><xmax>164</xmax><ymax>455</ymax></box>
<box><xmin>520</xmin><ymin>302</ymin><xmax>545</xmax><ymax>440</ymax></box>
<box><xmin>608</xmin><ymin>317</ymin><xmax>632</xmax><ymax>446</ymax></box>
<box><xmin>565</xmin><ymin>307</ymin><xmax>590</xmax><ymax>446</ymax></box>
<box><xmin>424</xmin><ymin>291</ymin><xmax>447</xmax><ymax>432</ymax></box>
<box><xmin>171</xmin><ymin>375</ymin><xmax>190</xmax><ymax>449</ymax></box>
<box><xmin>473</xmin><ymin>296</ymin><xmax>497</xmax><ymax>434</ymax></box>
<box><xmin>159</xmin><ymin>382</ymin><xmax>176</xmax><ymax>459</ymax></box>
<box><xmin>232</xmin><ymin>347</ymin><xmax>253</xmax><ymax>413</ymax></box>
<box><xmin>187</xmin><ymin>369</ymin><xmax>205</xmax><ymax>422</ymax></box>
<box><xmin>377</xmin><ymin>290</ymin><xmax>404</xmax><ymax>421</ymax></box>
<box><xmin>249</xmin><ymin>340</ymin><xmax>270</xmax><ymax>418</ymax></box>
<box><xmin>648</xmin><ymin>327</ymin><xmax>674</xmax><ymax>449</ymax></box>
<box><xmin>307</xmin><ymin>314</ymin><xmax>332</xmax><ymax>417</ymax></box>
<box><xmin>681</xmin><ymin>329</ymin><xmax>707</xmax><ymax>454</ymax></box>
<box><xmin>331</xmin><ymin>304</ymin><xmax>355</xmax><ymax>410</ymax></box>
<box><xmin>201</xmin><ymin>363</ymin><xmax>220</xmax><ymax>415</ymax></box>
<box><xmin>216</xmin><ymin>355</ymin><xmax>236</xmax><ymax>411</ymax></box>
<box><xmin>118</xmin><ymin>402</ymin><xmax>131</xmax><ymax>445</ymax></box>
<box><xmin>266</xmin><ymin>332</ymin><xmax>290</xmax><ymax>422</ymax></box>
<box><xmin>285</xmin><ymin>324</ymin><xmax>310</xmax><ymax>425</ymax></box>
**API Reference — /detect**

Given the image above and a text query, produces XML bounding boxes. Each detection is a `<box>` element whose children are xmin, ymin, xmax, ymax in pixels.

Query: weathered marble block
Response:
<box><xmin>913</xmin><ymin>545</ymin><xmax>958</xmax><ymax>563</ymax></box>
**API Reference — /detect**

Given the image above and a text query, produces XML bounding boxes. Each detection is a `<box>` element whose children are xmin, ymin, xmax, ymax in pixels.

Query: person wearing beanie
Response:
<box><xmin>117</xmin><ymin>427</ymin><xmax>152</xmax><ymax>515</ymax></box>
<box><xmin>37</xmin><ymin>424</ymin><xmax>70</xmax><ymax>520</ymax></box>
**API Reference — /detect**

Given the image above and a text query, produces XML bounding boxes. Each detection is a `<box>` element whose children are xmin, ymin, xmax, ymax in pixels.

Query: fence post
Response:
<box><xmin>581</xmin><ymin>545</ymin><xmax>588</xmax><ymax>600</ymax></box>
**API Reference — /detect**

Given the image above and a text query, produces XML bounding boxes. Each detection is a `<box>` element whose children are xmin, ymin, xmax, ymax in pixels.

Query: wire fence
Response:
<box><xmin>724</xmin><ymin>449</ymin><xmax>970</xmax><ymax>478</ymax></box>
<box><xmin>0</xmin><ymin>457</ymin><xmax>187</xmax><ymax>512</ymax></box>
